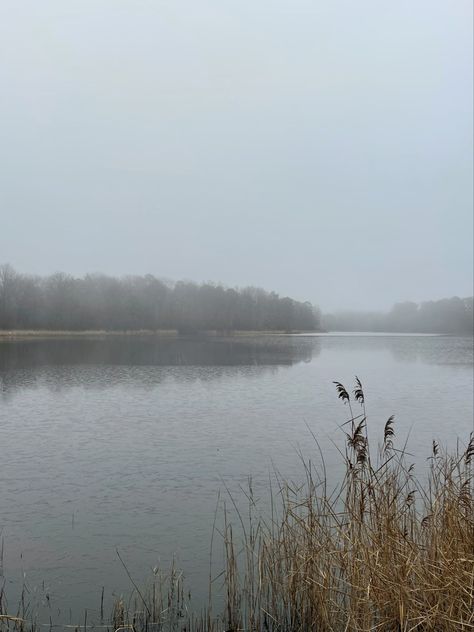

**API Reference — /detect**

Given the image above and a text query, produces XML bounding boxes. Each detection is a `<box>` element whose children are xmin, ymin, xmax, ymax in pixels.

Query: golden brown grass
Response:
<box><xmin>0</xmin><ymin>329</ymin><xmax>178</xmax><ymax>338</ymax></box>
<box><xmin>2</xmin><ymin>379</ymin><xmax>472</xmax><ymax>631</ymax></box>
<box><xmin>115</xmin><ymin>379</ymin><xmax>473</xmax><ymax>631</ymax></box>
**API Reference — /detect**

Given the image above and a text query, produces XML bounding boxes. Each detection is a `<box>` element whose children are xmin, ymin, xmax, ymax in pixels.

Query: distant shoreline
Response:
<box><xmin>0</xmin><ymin>329</ymin><xmax>313</xmax><ymax>340</ymax></box>
<box><xmin>0</xmin><ymin>329</ymin><xmax>179</xmax><ymax>339</ymax></box>
<box><xmin>0</xmin><ymin>329</ymin><xmax>467</xmax><ymax>341</ymax></box>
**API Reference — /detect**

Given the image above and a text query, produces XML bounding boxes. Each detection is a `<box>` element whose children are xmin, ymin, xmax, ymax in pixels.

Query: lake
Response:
<box><xmin>0</xmin><ymin>333</ymin><xmax>472</xmax><ymax>624</ymax></box>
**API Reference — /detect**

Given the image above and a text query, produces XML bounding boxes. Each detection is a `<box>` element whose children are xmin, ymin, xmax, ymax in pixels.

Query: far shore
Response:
<box><xmin>0</xmin><ymin>329</ymin><xmax>317</xmax><ymax>340</ymax></box>
<box><xmin>0</xmin><ymin>329</ymin><xmax>179</xmax><ymax>339</ymax></box>
<box><xmin>0</xmin><ymin>329</ymin><xmax>463</xmax><ymax>341</ymax></box>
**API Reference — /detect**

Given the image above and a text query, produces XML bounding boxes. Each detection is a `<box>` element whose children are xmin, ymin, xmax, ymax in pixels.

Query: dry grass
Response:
<box><xmin>0</xmin><ymin>329</ymin><xmax>179</xmax><ymax>338</ymax></box>
<box><xmin>0</xmin><ymin>330</ymin><xmax>292</xmax><ymax>340</ymax></box>
<box><xmin>132</xmin><ymin>379</ymin><xmax>473</xmax><ymax>631</ymax></box>
<box><xmin>1</xmin><ymin>379</ymin><xmax>473</xmax><ymax>631</ymax></box>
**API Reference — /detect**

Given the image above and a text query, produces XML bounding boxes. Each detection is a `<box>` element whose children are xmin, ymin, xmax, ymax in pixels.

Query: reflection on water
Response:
<box><xmin>1</xmin><ymin>334</ymin><xmax>471</xmax><ymax>398</ymax></box>
<box><xmin>0</xmin><ymin>336</ymin><xmax>317</xmax><ymax>397</ymax></box>
<box><xmin>312</xmin><ymin>333</ymin><xmax>473</xmax><ymax>366</ymax></box>
<box><xmin>0</xmin><ymin>334</ymin><xmax>472</xmax><ymax>623</ymax></box>
<box><xmin>0</xmin><ymin>335</ymin><xmax>318</xmax><ymax>369</ymax></box>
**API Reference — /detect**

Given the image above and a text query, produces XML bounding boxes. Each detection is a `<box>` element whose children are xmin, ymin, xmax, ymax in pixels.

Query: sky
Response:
<box><xmin>0</xmin><ymin>0</ymin><xmax>472</xmax><ymax>311</ymax></box>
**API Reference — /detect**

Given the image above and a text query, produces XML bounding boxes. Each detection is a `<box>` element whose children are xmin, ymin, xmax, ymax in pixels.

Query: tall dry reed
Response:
<box><xmin>128</xmin><ymin>379</ymin><xmax>473</xmax><ymax>631</ymax></box>
<box><xmin>2</xmin><ymin>379</ymin><xmax>473</xmax><ymax>632</ymax></box>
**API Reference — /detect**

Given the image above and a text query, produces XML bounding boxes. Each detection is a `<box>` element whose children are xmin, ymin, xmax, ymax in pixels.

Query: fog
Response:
<box><xmin>0</xmin><ymin>1</ymin><xmax>472</xmax><ymax>311</ymax></box>
<box><xmin>0</xmin><ymin>265</ymin><xmax>320</xmax><ymax>332</ymax></box>
<box><xmin>323</xmin><ymin>297</ymin><xmax>473</xmax><ymax>335</ymax></box>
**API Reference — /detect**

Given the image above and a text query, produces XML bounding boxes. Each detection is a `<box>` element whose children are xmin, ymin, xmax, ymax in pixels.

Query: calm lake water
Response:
<box><xmin>0</xmin><ymin>334</ymin><xmax>472</xmax><ymax>623</ymax></box>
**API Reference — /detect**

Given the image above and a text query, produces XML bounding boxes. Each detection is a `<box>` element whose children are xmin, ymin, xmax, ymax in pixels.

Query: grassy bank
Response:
<box><xmin>1</xmin><ymin>379</ymin><xmax>473</xmax><ymax>631</ymax></box>
<box><xmin>0</xmin><ymin>329</ymin><xmax>305</xmax><ymax>340</ymax></box>
<box><xmin>0</xmin><ymin>329</ymin><xmax>179</xmax><ymax>339</ymax></box>
<box><xmin>112</xmin><ymin>380</ymin><xmax>474</xmax><ymax>631</ymax></box>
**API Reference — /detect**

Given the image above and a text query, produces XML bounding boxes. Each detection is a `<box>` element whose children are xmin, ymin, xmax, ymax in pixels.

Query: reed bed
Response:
<box><xmin>2</xmin><ymin>379</ymin><xmax>473</xmax><ymax>631</ymax></box>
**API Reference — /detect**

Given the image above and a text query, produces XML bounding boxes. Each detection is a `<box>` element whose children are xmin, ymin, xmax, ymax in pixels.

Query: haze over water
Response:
<box><xmin>0</xmin><ymin>334</ymin><xmax>472</xmax><ymax>622</ymax></box>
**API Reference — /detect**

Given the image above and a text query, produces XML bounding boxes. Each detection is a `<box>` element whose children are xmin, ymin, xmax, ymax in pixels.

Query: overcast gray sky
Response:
<box><xmin>0</xmin><ymin>0</ymin><xmax>472</xmax><ymax>311</ymax></box>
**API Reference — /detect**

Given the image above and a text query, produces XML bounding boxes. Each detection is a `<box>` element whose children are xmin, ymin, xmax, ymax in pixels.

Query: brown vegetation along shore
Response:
<box><xmin>0</xmin><ymin>329</ymin><xmax>179</xmax><ymax>339</ymax></box>
<box><xmin>0</xmin><ymin>329</ymin><xmax>307</xmax><ymax>340</ymax></box>
<box><xmin>1</xmin><ymin>380</ymin><xmax>472</xmax><ymax>632</ymax></box>
<box><xmin>111</xmin><ymin>380</ymin><xmax>474</xmax><ymax>632</ymax></box>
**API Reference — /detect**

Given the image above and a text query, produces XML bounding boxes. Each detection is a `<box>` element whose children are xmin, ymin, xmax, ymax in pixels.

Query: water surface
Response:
<box><xmin>0</xmin><ymin>334</ymin><xmax>472</xmax><ymax>623</ymax></box>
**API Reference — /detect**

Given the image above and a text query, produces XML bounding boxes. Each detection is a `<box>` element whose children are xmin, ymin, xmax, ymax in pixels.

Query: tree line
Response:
<box><xmin>0</xmin><ymin>264</ymin><xmax>320</xmax><ymax>333</ymax></box>
<box><xmin>323</xmin><ymin>296</ymin><xmax>473</xmax><ymax>335</ymax></box>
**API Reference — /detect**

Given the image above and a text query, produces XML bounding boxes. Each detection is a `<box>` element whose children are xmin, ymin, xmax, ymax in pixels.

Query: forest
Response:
<box><xmin>323</xmin><ymin>297</ymin><xmax>473</xmax><ymax>335</ymax></box>
<box><xmin>1</xmin><ymin>264</ymin><xmax>471</xmax><ymax>335</ymax></box>
<box><xmin>0</xmin><ymin>264</ymin><xmax>320</xmax><ymax>333</ymax></box>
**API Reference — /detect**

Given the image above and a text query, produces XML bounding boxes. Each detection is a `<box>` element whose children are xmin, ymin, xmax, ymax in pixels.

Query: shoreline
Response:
<box><xmin>0</xmin><ymin>329</ymin><xmax>465</xmax><ymax>341</ymax></box>
<box><xmin>0</xmin><ymin>329</ymin><xmax>317</xmax><ymax>340</ymax></box>
<box><xmin>0</xmin><ymin>328</ymin><xmax>179</xmax><ymax>339</ymax></box>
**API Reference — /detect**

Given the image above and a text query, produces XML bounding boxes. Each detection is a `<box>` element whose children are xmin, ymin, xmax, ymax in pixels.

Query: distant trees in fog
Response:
<box><xmin>323</xmin><ymin>297</ymin><xmax>473</xmax><ymax>335</ymax></box>
<box><xmin>0</xmin><ymin>264</ymin><xmax>320</xmax><ymax>333</ymax></box>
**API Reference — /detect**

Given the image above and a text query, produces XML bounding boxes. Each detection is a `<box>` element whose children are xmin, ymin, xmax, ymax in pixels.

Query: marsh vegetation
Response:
<box><xmin>109</xmin><ymin>380</ymin><xmax>474</xmax><ymax>631</ymax></box>
<box><xmin>1</xmin><ymin>379</ymin><xmax>472</xmax><ymax>632</ymax></box>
